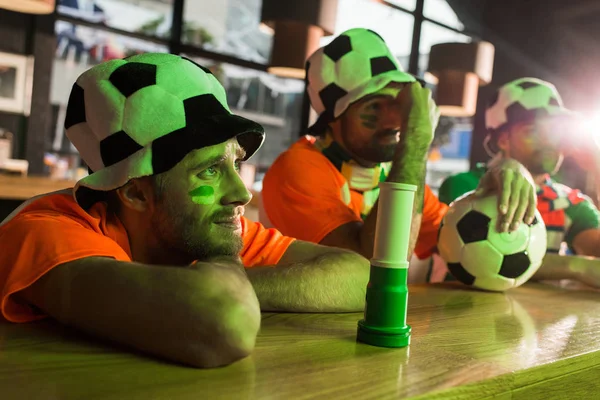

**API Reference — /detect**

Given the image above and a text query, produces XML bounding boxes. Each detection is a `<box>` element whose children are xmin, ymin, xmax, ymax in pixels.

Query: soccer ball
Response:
<box><xmin>437</xmin><ymin>193</ymin><xmax>547</xmax><ymax>292</ymax></box>
<box><xmin>486</xmin><ymin>77</ymin><xmax>566</xmax><ymax>132</ymax></box>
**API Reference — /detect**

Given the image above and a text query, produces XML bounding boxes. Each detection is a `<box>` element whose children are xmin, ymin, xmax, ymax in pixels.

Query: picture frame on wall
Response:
<box><xmin>0</xmin><ymin>51</ymin><xmax>34</xmax><ymax>116</ymax></box>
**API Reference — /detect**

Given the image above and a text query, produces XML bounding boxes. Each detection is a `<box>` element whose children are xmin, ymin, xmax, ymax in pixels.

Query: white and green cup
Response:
<box><xmin>357</xmin><ymin>182</ymin><xmax>417</xmax><ymax>348</ymax></box>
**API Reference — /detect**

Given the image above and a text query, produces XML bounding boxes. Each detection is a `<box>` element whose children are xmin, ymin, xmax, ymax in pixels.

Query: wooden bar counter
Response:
<box><xmin>1</xmin><ymin>282</ymin><xmax>599</xmax><ymax>399</ymax></box>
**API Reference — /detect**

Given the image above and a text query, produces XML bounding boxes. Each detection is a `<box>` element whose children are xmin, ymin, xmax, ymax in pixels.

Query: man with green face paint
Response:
<box><xmin>261</xmin><ymin>28</ymin><xmax>538</xmax><ymax>266</ymax></box>
<box><xmin>0</xmin><ymin>54</ymin><xmax>370</xmax><ymax>368</ymax></box>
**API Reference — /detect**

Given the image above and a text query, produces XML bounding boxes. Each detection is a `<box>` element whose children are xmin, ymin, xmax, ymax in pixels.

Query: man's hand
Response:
<box><xmin>476</xmin><ymin>158</ymin><xmax>537</xmax><ymax>232</ymax></box>
<box><xmin>396</xmin><ymin>82</ymin><xmax>439</xmax><ymax>152</ymax></box>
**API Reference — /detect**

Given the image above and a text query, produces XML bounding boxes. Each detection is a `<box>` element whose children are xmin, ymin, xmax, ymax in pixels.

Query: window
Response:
<box><xmin>424</xmin><ymin>0</ymin><xmax>465</xmax><ymax>30</ymax></box>
<box><xmin>57</xmin><ymin>0</ymin><xmax>174</xmax><ymax>38</ymax></box>
<box><xmin>182</xmin><ymin>0</ymin><xmax>273</xmax><ymax>64</ymax></box>
<box><xmin>426</xmin><ymin>117</ymin><xmax>472</xmax><ymax>194</ymax></box>
<box><xmin>48</xmin><ymin>21</ymin><xmax>168</xmax><ymax>179</ymax></box>
<box><xmin>182</xmin><ymin>56</ymin><xmax>304</xmax><ymax>181</ymax></box>
<box><xmin>45</xmin><ymin>0</ymin><xmax>475</xmax><ymax>183</ymax></box>
<box><xmin>418</xmin><ymin>21</ymin><xmax>471</xmax><ymax>75</ymax></box>
<box><xmin>325</xmin><ymin>0</ymin><xmax>414</xmax><ymax>68</ymax></box>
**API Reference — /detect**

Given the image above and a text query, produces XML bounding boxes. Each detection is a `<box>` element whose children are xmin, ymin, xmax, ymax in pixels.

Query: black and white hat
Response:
<box><xmin>484</xmin><ymin>77</ymin><xmax>574</xmax><ymax>155</ymax></box>
<box><xmin>64</xmin><ymin>53</ymin><xmax>265</xmax><ymax>208</ymax></box>
<box><xmin>306</xmin><ymin>28</ymin><xmax>415</xmax><ymax>133</ymax></box>
<box><xmin>486</xmin><ymin>77</ymin><xmax>573</xmax><ymax>132</ymax></box>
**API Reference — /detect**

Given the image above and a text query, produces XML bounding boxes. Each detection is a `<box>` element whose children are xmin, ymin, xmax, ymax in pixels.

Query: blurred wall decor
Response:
<box><xmin>0</xmin><ymin>0</ymin><xmax>55</xmax><ymax>15</ymax></box>
<box><xmin>0</xmin><ymin>52</ymin><xmax>34</xmax><ymax>116</ymax></box>
<box><xmin>261</xmin><ymin>0</ymin><xmax>338</xmax><ymax>79</ymax></box>
<box><xmin>427</xmin><ymin>41</ymin><xmax>494</xmax><ymax>117</ymax></box>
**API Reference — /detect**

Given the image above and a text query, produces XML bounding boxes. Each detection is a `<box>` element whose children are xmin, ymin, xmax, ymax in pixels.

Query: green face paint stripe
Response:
<box><xmin>360</xmin><ymin>113</ymin><xmax>378</xmax><ymax>129</ymax></box>
<box><xmin>189</xmin><ymin>186</ymin><xmax>215</xmax><ymax>205</ymax></box>
<box><xmin>360</xmin><ymin>114</ymin><xmax>378</xmax><ymax>122</ymax></box>
<box><xmin>189</xmin><ymin>186</ymin><xmax>214</xmax><ymax>197</ymax></box>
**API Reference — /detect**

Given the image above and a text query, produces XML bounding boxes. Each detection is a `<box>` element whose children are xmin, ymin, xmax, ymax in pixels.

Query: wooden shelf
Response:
<box><xmin>0</xmin><ymin>175</ymin><xmax>76</xmax><ymax>201</ymax></box>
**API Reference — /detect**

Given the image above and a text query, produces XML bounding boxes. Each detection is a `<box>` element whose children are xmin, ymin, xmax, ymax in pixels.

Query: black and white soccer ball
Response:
<box><xmin>485</xmin><ymin>77</ymin><xmax>568</xmax><ymax>132</ymax></box>
<box><xmin>437</xmin><ymin>193</ymin><xmax>547</xmax><ymax>292</ymax></box>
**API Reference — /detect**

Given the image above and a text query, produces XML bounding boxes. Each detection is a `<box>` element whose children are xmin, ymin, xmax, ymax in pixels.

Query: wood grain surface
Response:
<box><xmin>0</xmin><ymin>282</ymin><xmax>599</xmax><ymax>399</ymax></box>
<box><xmin>0</xmin><ymin>175</ymin><xmax>75</xmax><ymax>200</ymax></box>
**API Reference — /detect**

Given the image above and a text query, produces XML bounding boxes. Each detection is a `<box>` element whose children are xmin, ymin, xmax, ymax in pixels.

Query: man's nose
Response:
<box><xmin>220</xmin><ymin>170</ymin><xmax>252</xmax><ymax>207</ymax></box>
<box><xmin>381</xmin><ymin>103</ymin><xmax>402</xmax><ymax>131</ymax></box>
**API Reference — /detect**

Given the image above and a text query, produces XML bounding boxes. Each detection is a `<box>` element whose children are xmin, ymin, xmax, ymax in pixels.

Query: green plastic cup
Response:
<box><xmin>357</xmin><ymin>182</ymin><xmax>417</xmax><ymax>348</ymax></box>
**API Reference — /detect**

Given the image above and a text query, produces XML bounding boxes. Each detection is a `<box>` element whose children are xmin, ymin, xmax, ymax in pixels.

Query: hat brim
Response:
<box><xmin>74</xmin><ymin>113</ymin><xmax>264</xmax><ymax>208</ymax></box>
<box><xmin>308</xmin><ymin>70</ymin><xmax>416</xmax><ymax>133</ymax></box>
<box><xmin>484</xmin><ymin>106</ymin><xmax>578</xmax><ymax>156</ymax></box>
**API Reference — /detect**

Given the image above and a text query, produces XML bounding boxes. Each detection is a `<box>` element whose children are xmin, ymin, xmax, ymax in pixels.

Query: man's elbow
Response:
<box><xmin>321</xmin><ymin>249</ymin><xmax>370</xmax><ymax>312</ymax></box>
<box><xmin>190</xmin><ymin>303</ymin><xmax>259</xmax><ymax>368</ymax></box>
<box><xmin>180</xmin><ymin>272</ymin><xmax>262</xmax><ymax>368</ymax></box>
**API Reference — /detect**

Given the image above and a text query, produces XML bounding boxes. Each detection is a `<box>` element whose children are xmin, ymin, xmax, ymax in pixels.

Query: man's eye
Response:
<box><xmin>367</xmin><ymin>102</ymin><xmax>381</xmax><ymax>111</ymax></box>
<box><xmin>198</xmin><ymin>166</ymin><xmax>218</xmax><ymax>178</ymax></box>
<box><xmin>235</xmin><ymin>160</ymin><xmax>243</xmax><ymax>171</ymax></box>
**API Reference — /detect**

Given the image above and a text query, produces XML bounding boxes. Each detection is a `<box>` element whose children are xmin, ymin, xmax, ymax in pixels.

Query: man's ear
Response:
<box><xmin>328</xmin><ymin>117</ymin><xmax>343</xmax><ymax>142</ymax></box>
<box><xmin>496</xmin><ymin>129</ymin><xmax>510</xmax><ymax>153</ymax></box>
<box><xmin>115</xmin><ymin>178</ymin><xmax>154</xmax><ymax>212</ymax></box>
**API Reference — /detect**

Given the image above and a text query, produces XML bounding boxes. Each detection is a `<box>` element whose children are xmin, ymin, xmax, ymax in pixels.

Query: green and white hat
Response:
<box><xmin>484</xmin><ymin>77</ymin><xmax>574</xmax><ymax>155</ymax></box>
<box><xmin>486</xmin><ymin>77</ymin><xmax>573</xmax><ymax>133</ymax></box>
<box><xmin>305</xmin><ymin>28</ymin><xmax>415</xmax><ymax>134</ymax></box>
<box><xmin>64</xmin><ymin>53</ymin><xmax>264</xmax><ymax>208</ymax></box>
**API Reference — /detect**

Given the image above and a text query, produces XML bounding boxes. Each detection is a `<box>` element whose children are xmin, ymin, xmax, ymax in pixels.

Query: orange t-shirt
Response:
<box><xmin>0</xmin><ymin>191</ymin><xmax>294</xmax><ymax>323</ymax></box>
<box><xmin>261</xmin><ymin>136</ymin><xmax>448</xmax><ymax>259</ymax></box>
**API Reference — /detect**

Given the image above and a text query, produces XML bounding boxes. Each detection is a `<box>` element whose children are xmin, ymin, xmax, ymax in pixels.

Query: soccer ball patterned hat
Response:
<box><xmin>484</xmin><ymin>77</ymin><xmax>575</xmax><ymax>155</ymax></box>
<box><xmin>306</xmin><ymin>28</ymin><xmax>416</xmax><ymax>134</ymax></box>
<box><xmin>485</xmin><ymin>77</ymin><xmax>574</xmax><ymax>132</ymax></box>
<box><xmin>64</xmin><ymin>53</ymin><xmax>265</xmax><ymax>208</ymax></box>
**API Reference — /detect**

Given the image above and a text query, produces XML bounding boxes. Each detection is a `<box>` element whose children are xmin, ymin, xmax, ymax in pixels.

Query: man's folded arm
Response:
<box><xmin>19</xmin><ymin>256</ymin><xmax>261</xmax><ymax>368</ymax></box>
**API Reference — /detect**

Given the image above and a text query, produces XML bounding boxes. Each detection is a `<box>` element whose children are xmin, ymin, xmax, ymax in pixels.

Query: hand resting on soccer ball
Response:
<box><xmin>475</xmin><ymin>158</ymin><xmax>537</xmax><ymax>233</ymax></box>
<box><xmin>438</xmin><ymin>192</ymin><xmax>546</xmax><ymax>292</ymax></box>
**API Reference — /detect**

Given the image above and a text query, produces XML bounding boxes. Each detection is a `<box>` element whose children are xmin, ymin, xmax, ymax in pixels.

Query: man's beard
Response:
<box><xmin>527</xmin><ymin>151</ymin><xmax>562</xmax><ymax>175</ymax></box>
<box><xmin>343</xmin><ymin>130</ymin><xmax>398</xmax><ymax>164</ymax></box>
<box><xmin>150</xmin><ymin>200</ymin><xmax>243</xmax><ymax>264</ymax></box>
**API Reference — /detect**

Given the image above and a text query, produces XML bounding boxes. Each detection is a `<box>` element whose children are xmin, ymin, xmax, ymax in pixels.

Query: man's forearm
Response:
<box><xmin>246</xmin><ymin>249</ymin><xmax>369</xmax><ymax>312</ymax></box>
<box><xmin>533</xmin><ymin>253</ymin><xmax>600</xmax><ymax>289</ymax></box>
<box><xmin>21</xmin><ymin>257</ymin><xmax>261</xmax><ymax>368</ymax></box>
<box><xmin>531</xmin><ymin>253</ymin><xmax>578</xmax><ymax>281</ymax></box>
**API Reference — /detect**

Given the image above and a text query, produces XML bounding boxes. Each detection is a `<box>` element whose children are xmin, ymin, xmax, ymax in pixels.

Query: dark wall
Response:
<box><xmin>0</xmin><ymin>8</ymin><xmax>56</xmax><ymax>174</ymax></box>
